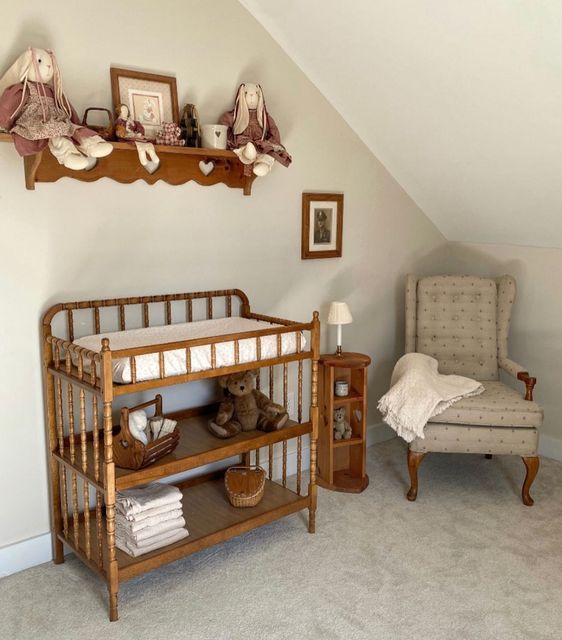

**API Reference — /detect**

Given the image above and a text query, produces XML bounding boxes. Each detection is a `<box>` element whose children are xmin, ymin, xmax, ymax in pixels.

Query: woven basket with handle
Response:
<box><xmin>112</xmin><ymin>395</ymin><xmax>179</xmax><ymax>470</ymax></box>
<box><xmin>224</xmin><ymin>465</ymin><xmax>266</xmax><ymax>508</ymax></box>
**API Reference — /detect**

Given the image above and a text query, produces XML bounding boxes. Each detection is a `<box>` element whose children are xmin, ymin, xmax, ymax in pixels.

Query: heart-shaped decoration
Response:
<box><xmin>214</xmin><ymin>130</ymin><xmax>221</xmax><ymax>139</ymax></box>
<box><xmin>199</xmin><ymin>160</ymin><xmax>215</xmax><ymax>176</ymax></box>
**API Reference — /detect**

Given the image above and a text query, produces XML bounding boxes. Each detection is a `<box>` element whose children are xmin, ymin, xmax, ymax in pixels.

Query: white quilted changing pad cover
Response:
<box><xmin>74</xmin><ymin>317</ymin><xmax>306</xmax><ymax>384</ymax></box>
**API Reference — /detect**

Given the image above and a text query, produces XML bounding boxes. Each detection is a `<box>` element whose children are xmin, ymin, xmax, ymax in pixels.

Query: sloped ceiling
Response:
<box><xmin>240</xmin><ymin>0</ymin><xmax>562</xmax><ymax>248</ymax></box>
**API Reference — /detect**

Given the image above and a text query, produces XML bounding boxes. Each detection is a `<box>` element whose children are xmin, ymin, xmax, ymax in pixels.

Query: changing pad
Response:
<box><xmin>74</xmin><ymin>317</ymin><xmax>306</xmax><ymax>383</ymax></box>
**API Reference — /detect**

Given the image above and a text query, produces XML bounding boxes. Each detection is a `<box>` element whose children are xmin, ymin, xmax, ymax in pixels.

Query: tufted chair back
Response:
<box><xmin>405</xmin><ymin>274</ymin><xmax>516</xmax><ymax>381</ymax></box>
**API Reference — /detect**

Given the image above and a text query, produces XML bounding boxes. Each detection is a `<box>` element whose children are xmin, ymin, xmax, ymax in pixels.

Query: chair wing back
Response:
<box><xmin>405</xmin><ymin>274</ymin><xmax>516</xmax><ymax>381</ymax></box>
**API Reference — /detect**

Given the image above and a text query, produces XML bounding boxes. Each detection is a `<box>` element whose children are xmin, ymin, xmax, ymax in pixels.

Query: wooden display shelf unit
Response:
<box><xmin>317</xmin><ymin>352</ymin><xmax>371</xmax><ymax>493</ymax></box>
<box><xmin>0</xmin><ymin>132</ymin><xmax>256</xmax><ymax>194</ymax></box>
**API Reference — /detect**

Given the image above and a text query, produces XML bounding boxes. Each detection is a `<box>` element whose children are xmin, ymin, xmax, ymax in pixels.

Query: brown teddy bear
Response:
<box><xmin>208</xmin><ymin>370</ymin><xmax>289</xmax><ymax>439</ymax></box>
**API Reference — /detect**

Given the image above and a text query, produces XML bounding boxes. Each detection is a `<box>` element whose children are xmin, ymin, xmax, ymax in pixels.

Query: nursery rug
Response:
<box><xmin>1</xmin><ymin>438</ymin><xmax>561</xmax><ymax>640</ymax></box>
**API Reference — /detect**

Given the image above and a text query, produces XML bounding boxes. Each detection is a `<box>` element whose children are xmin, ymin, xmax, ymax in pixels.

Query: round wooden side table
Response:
<box><xmin>317</xmin><ymin>352</ymin><xmax>371</xmax><ymax>493</ymax></box>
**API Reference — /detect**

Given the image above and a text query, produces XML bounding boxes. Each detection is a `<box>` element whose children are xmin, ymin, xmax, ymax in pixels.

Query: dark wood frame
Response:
<box><xmin>301</xmin><ymin>192</ymin><xmax>343</xmax><ymax>260</ymax></box>
<box><xmin>110</xmin><ymin>67</ymin><xmax>180</xmax><ymax>128</ymax></box>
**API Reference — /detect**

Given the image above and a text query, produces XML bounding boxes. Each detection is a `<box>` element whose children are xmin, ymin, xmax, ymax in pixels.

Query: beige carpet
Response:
<box><xmin>2</xmin><ymin>438</ymin><xmax>562</xmax><ymax>640</ymax></box>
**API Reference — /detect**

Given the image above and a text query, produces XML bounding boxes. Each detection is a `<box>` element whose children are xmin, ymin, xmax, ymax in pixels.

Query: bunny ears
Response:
<box><xmin>232</xmin><ymin>83</ymin><xmax>268</xmax><ymax>139</ymax></box>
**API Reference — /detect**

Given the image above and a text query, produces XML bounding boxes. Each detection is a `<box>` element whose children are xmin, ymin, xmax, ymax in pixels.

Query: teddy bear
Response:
<box><xmin>333</xmin><ymin>407</ymin><xmax>352</xmax><ymax>440</ymax></box>
<box><xmin>208</xmin><ymin>370</ymin><xmax>289</xmax><ymax>439</ymax></box>
<box><xmin>155</xmin><ymin>121</ymin><xmax>185</xmax><ymax>146</ymax></box>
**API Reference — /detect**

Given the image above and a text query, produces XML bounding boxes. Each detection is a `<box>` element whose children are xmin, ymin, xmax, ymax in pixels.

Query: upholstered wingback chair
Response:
<box><xmin>404</xmin><ymin>275</ymin><xmax>543</xmax><ymax>505</ymax></box>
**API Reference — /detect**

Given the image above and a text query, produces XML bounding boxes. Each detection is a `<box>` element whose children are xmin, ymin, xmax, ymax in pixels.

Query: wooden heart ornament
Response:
<box><xmin>199</xmin><ymin>160</ymin><xmax>215</xmax><ymax>176</ymax></box>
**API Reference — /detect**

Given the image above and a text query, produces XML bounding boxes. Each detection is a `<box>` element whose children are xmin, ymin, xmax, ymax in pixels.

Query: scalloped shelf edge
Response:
<box><xmin>0</xmin><ymin>133</ymin><xmax>256</xmax><ymax>194</ymax></box>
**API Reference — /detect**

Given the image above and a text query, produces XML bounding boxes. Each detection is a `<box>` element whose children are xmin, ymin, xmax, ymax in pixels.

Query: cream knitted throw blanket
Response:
<box><xmin>378</xmin><ymin>353</ymin><xmax>484</xmax><ymax>443</ymax></box>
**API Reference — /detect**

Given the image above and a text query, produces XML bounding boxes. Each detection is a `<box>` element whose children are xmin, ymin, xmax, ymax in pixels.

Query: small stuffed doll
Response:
<box><xmin>114</xmin><ymin>103</ymin><xmax>147</xmax><ymax>142</ymax></box>
<box><xmin>219</xmin><ymin>83</ymin><xmax>291</xmax><ymax>177</ymax></box>
<box><xmin>155</xmin><ymin>122</ymin><xmax>185</xmax><ymax>146</ymax></box>
<box><xmin>333</xmin><ymin>407</ymin><xmax>352</xmax><ymax>441</ymax></box>
<box><xmin>114</xmin><ymin>103</ymin><xmax>160</xmax><ymax>170</ymax></box>
<box><xmin>208</xmin><ymin>370</ymin><xmax>289</xmax><ymax>439</ymax></box>
<box><xmin>0</xmin><ymin>47</ymin><xmax>113</xmax><ymax>170</ymax></box>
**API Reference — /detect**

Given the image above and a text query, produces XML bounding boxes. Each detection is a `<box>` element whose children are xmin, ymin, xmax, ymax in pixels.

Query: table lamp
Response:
<box><xmin>327</xmin><ymin>302</ymin><xmax>353</xmax><ymax>356</ymax></box>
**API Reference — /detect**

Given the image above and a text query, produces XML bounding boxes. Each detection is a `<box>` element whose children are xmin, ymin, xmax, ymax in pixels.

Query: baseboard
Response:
<box><xmin>0</xmin><ymin>423</ymin><xmax>393</xmax><ymax>578</ymax></box>
<box><xmin>538</xmin><ymin>433</ymin><xmax>562</xmax><ymax>461</ymax></box>
<box><xmin>0</xmin><ymin>533</ymin><xmax>61</xmax><ymax>578</ymax></box>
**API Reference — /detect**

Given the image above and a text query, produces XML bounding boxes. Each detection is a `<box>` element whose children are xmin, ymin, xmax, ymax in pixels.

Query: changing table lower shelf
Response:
<box><xmin>62</xmin><ymin>474</ymin><xmax>310</xmax><ymax>582</ymax></box>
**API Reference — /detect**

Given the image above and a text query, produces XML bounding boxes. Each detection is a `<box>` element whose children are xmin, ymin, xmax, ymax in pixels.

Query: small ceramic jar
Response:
<box><xmin>335</xmin><ymin>379</ymin><xmax>349</xmax><ymax>397</ymax></box>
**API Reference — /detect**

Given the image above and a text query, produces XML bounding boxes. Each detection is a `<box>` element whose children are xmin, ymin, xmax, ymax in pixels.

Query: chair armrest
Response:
<box><xmin>517</xmin><ymin>371</ymin><xmax>537</xmax><ymax>402</ymax></box>
<box><xmin>499</xmin><ymin>358</ymin><xmax>536</xmax><ymax>401</ymax></box>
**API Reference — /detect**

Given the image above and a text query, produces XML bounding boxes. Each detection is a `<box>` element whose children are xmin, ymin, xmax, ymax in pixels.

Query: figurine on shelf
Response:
<box><xmin>115</xmin><ymin>103</ymin><xmax>160</xmax><ymax>171</ymax></box>
<box><xmin>114</xmin><ymin>103</ymin><xmax>147</xmax><ymax>141</ymax></box>
<box><xmin>219</xmin><ymin>83</ymin><xmax>291</xmax><ymax>177</ymax></box>
<box><xmin>333</xmin><ymin>407</ymin><xmax>352</xmax><ymax>441</ymax></box>
<box><xmin>0</xmin><ymin>47</ymin><xmax>113</xmax><ymax>170</ymax></box>
<box><xmin>180</xmin><ymin>103</ymin><xmax>201</xmax><ymax>147</ymax></box>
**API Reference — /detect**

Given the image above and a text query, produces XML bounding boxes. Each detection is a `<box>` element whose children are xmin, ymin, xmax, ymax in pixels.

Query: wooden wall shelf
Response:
<box><xmin>0</xmin><ymin>132</ymin><xmax>256</xmax><ymax>194</ymax></box>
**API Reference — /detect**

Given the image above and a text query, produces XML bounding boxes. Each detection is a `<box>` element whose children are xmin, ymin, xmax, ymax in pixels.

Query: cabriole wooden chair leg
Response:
<box><xmin>521</xmin><ymin>456</ymin><xmax>540</xmax><ymax>507</ymax></box>
<box><xmin>406</xmin><ymin>450</ymin><xmax>425</xmax><ymax>501</ymax></box>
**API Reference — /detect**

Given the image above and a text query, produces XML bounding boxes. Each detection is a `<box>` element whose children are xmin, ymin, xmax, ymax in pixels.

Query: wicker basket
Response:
<box><xmin>112</xmin><ymin>395</ymin><xmax>179</xmax><ymax>470</ymax></box>
<box><xmin>224</xmin><ymin>466</ymin><xmax>266</xmax><ymax>508</ymax></box>
<box><xmin>82</xmin><ymin>107</ymin><xmax>115</xmax><ymax>141</ymax></box>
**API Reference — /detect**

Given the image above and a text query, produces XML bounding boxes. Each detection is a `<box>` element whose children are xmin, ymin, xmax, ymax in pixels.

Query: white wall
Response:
<box><xmin>240</xmin><ymin>0</ymin><xmax>562</xmax><ymax>248</ymax></box>
<box><xmin>0</xmin><ymin>0</ymin><xmax>446</xmax><ymax>550</ymax></box>
<box><xmin>444</xmin><ymin>242</ymin><xmax>562</xmax><ymax>457</ymax></box>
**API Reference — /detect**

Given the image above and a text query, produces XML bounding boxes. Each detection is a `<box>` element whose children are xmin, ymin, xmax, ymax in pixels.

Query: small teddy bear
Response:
<box><xmin>208</xmin><ymin>370</ymin><xmax>289</xmax><ymax>439</ymax></box>
<box><xmin>333</xmin><ymin>407</ymin><xmax>352</xmax><ymax>441</ymax></box>
<box><xmin>155</xmin><ymin>122</ymin><xmax>185</xmax><ymax>146</ymax></box>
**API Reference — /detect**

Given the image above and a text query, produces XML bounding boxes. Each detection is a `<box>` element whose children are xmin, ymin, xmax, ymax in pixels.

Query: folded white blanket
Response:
<box><xmin>115</xmin><ymin>507</ymin><xmax>183</xmax><ymax>531</ymax></box>
<box><xmin>116</xmin><ymin>523</ymin><xmax>188</xmax><ymax>549</ymax></box>
<box><xmin>116</xmin><ymin>482</ymin><xmax>182</xmax><ymax>518</ymax></box>
<box><xmin>378</xmin><ymin>353</ymin><xmax>484</xmax><ymax>443</ymax></box>
<box><xmin>116</xmin><ymin>527</ymin><xmax>189</xmax><ymax>557</ymax></box>
<box><xmin>117</xmin><ymin>515</ymin><xmax>186</xmax><ymax>543</ymax></box>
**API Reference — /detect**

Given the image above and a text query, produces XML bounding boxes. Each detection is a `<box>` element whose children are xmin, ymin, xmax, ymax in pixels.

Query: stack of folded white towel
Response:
<box><xmin>115</xmin><ymin>482</ymin><xmax>189</xmax><ymax>557</ymax></box>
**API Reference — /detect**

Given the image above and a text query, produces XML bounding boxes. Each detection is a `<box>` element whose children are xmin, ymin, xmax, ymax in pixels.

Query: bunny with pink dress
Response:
<box><xmin>0</xmin><ymin>47</ymin><xmax>113</xmax><ymax>170</ymax></box>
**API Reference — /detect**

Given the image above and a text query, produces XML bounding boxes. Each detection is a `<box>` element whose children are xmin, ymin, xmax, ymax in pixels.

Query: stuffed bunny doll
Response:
<box><xmin>0</xmin><ymin>47</ymin><xmax>113</xmax><ymax>170</ymax></box>
<box><xmin>219</xmin><ymin>83</ymin><xmax>291</xmax><ymax>177</ymax></box>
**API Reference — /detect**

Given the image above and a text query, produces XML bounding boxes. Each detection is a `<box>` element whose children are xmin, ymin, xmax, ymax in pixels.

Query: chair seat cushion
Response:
<box><xmin>410</xmin><ymin>423</ymin><xmax>538</xmax><ymax>456</ymax></box>
<box><xmin>428</xmin><ymin>380</ymin><xmax>543</xmax><ymax>428</ymax></box>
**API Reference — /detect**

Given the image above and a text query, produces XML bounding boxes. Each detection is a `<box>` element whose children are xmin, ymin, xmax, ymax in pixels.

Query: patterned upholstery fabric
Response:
<box><xmin>415</xmin><ymin>275</ymin><xmax>499</xmax><ymax>380</ymax></box>
<box><xmin>405</xmin><ymin>274</ymin><xmax>417</xmax><ymax>354</ymax></box>
<box><xmin>404</xmin><ymin>274</ymin><xmax>542</xmax><ymax>458</ymax></box>
<box><xmin>428</xmin><ymin>381</ymin><xmax>543</xmax><ymax>428</ymax></box>
<box><xmin>409</xmin><ymin>423</ymin><xmax>538</xmax><ymax>456</ymax></box>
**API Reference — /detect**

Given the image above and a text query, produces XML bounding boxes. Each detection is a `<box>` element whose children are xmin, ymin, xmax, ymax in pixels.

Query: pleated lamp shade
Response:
<box><xmin>327</xmin><ymin>302</ymin><xmax>353</xmax><ymax>325</ymax></box>
<box><xmin>327</xmin><ymin>302</ymin><xmax>352</xmax><ymax>356</ymax></box>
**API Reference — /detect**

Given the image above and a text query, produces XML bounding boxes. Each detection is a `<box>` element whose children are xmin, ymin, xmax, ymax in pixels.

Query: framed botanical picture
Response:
<box><xmin>301</xmin><ymin>193</ymin><xmax>344</xmax><ymax>259</ymax></box>
<box><xmin>110</xmin><ymin>67</ymin><xmax>179</xmax><ymax>139</ymax></box>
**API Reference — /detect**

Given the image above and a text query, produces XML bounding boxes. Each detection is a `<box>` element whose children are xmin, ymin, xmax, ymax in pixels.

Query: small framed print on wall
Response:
<box><xmin>301</xmin><ymin>192</ymin><xmax>344</xmax><ymax>259</ymax></box>
<box><xmin>110</xmin><ymin>67</ymin><xmax>179</xmax><ymax>139</ymax></box>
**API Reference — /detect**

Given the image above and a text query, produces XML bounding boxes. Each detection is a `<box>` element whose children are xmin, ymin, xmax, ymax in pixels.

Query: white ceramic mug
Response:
<box><xmin>201</xmin><ymin>124</ymin><xmax>228</xmax><ymax>150</ymax></box>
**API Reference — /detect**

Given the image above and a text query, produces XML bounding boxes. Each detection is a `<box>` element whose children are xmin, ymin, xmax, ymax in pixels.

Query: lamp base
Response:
<box><xmin>335</xmin><ymin>345</ymin><xmax>343</xmax><ymax>356</ymax></box>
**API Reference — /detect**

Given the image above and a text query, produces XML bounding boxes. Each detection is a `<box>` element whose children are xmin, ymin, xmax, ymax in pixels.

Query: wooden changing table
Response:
<box><xmin>41</xmin><ymin>289</ymin><xmax>320</xmax><ymax>621</ymax></box>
